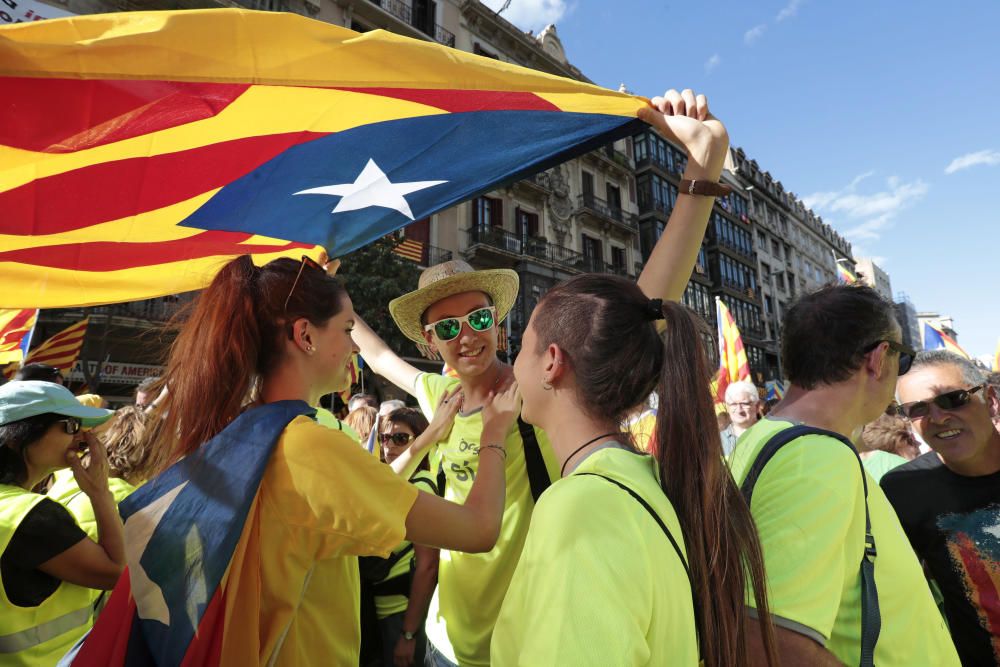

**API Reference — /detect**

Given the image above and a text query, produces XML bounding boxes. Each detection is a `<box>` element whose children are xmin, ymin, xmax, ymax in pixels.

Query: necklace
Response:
<box><xmin>560</xmin><ymin>431</ymin><xmax>622</xmax><ymax>477</ymax></box>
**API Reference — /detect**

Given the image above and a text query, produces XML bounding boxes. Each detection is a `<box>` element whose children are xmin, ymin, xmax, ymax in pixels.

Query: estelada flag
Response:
<box><xmin>23</xmin><ymin>317</ymin><xmax>88</xmax><ymax>373</ymax></box>
<box><xmin>0</xmin><ymin>308</ymin><xmax>38</xmax><ymax>365</ymax></box>
<box><xmin>70</xmin><ymin>401</ymin><xmax>314</xmax><ymax>667</ymax></box>
<box><xmin>0</xmin><ymin>10</ymin><xmax>646</xmax><ymax>308</ymax></box>
<box><xmin>715</xmin><ymin>297</ymin><xmax>751</xmax><ymax>403</ymax></box>
<box><xmin>923</xmin><ymin>322</ymin><xmax>970</xmax><ymax>359</ymax></box>
<box><xmin>836</xmin><ymin>262</ymin><xmax>858</xmax><ymax>285</ymax></box>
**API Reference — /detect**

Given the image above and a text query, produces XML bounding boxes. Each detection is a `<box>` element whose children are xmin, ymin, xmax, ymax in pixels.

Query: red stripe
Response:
<box><xmin>180</xmin><ymin>587</ymin><xmax>226</xmax><ymax>667</ymax></box>
<box><xmin>0</xmin><ymin>77</ymin><xmax>249</xmax><ymax>153</ymax></box>
<box><xmin>0</xmin><ymin>310</ymin><xmax>35</xmax><ymax>345</ymax></box>
<box><xmin>955</xmin><ymin>533</ymin><xmax>1000</xmax><ymax>636</ymax></box>
<box><xmin>28</xmin><ymin>345</ymin><xmax>83</xmax><ymax>363</ymax></box>
<box><xmin>336</xmin><ymin>87</ymin><xmax>561</xmax><ymax>113</ymax></box>
<box><xmin>0</xmin><ymin>132</ymin><xmax>327</xmax><ymax>236</ymax></box>
<box><xmin>71</xmin><ymin>568</ymin><xmax>135</xmax><ymax>666</ymax></box>
<box><xmin>0</xmin><ymin>231</ymin><xmax>311</xmax><ymax>271</ymax></box>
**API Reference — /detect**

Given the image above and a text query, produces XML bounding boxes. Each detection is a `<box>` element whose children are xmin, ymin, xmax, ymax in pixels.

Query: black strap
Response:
<box><xmin>518</xmin><ymin>416</ymin><xmax>552</xmax><ymax>503</ymax></box>
<box><xmin>576</xmin><ymin>473</ymin><xmax>703</xmax><ymax>661</ymax></box>
<box><xmin>372</xmin><ymin>569</ymin><xmax>414</xmax><ymax>598</ymax></box>
<box><xmin>740</xmin><ymin>425</ymin><xmax>880</xmax><ymax>667</ymax></box>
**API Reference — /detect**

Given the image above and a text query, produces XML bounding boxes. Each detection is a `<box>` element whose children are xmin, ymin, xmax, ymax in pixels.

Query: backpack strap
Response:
<box><xmin>577</xmin><ymin>473</ymin><xmax>702</xmax><ymax>662</ymax></box>
<box><xmin>518</xmin><ymin>416</ymin><xmax>552</xmax><ymax>503</ymax></box>
<box><xmin>741</xmin><ymin>424</ymin><xmax>880</xmax><ymax>667</ymax></box>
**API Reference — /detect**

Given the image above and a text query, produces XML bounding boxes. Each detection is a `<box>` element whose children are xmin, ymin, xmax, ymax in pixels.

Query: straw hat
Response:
<box><xmin>389</xmin><ymin>260</ymin><xmax>519</xmax><ymax>344</ymax></box>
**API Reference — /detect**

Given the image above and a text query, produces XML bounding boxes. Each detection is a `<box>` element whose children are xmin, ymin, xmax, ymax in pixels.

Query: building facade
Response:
<box><xmin>855</xmin><ymin>258</ymin><xmax>893</xmax><ymax>301</ymax></box>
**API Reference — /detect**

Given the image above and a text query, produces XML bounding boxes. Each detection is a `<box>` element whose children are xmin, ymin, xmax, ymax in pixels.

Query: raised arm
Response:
<box><xmin>636</xmin><ymin>89</ymin><xmax>730</xmax><ymax>302</ymax></box>
<box><xmin>390</xmin><ymin>386</ymin><xmax>462</xmax><ymax>479</ymax></box>
<box><xmin>352</xmin><ymin>315</ymin><xmax>423</xmax><ymax>396</ymax></box>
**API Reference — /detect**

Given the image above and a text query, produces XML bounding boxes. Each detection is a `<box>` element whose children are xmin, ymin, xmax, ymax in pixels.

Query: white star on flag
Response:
<box><xmin>294</xmin><ymin>158</ymin><xmax>447</xmax><ymax>220</ymax></box>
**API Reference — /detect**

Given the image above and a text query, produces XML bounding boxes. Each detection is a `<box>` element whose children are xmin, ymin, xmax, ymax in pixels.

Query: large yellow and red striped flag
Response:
<box><xmin>0</xmin><ymin>308</ymin><xmax>38</xmax><ymax>365</ymax></box>
<box><xmin>0</xmin><ymin>10</ymin><xmax>647</xmax><ymax>309</ymax></box>
<box><xmin>24</xmin><ymin>318</ymin><xmax>88</xmax><ymax>373</ymax></box>
<box><xmin>715</xmin><ymin>298</ymin><xmax>751</xmax><ymax>403</ymax></box>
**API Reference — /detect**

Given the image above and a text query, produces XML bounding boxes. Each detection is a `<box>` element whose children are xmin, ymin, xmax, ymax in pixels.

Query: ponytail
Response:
<box><xmin>145</xmin><ymin>254</ymin><xmax>345</xmax><ymax>474</ymax></box>
<box><xmin>654</xmin><ymin>301</ymin><xmax>777</xmax><ymax>667</ymax></box>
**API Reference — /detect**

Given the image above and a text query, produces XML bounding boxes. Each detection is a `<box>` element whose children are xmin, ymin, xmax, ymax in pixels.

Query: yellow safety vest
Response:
<box><xmin>0</xmin><ymin>484</ymin><xmax>97</xmax><ymax>666</ymax></box>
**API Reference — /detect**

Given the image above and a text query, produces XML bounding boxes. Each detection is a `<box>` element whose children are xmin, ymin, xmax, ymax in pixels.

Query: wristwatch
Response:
<box><xmin>677</xmin><ymin>178</ymin><xmax>733</xmax><ymax>197</ymax></box>
<box><xmin>402</xmin><ymin>631</ymin><xmax>416</xmax><ymax>641</ymax></box>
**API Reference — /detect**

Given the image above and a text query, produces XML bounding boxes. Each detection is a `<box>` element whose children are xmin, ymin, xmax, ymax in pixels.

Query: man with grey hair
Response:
<box><xmin>882</xmin><ymin>351</ymin><xmax>1000</xmax><ymax>665</ymax></box>
<box><xmin>721</xmin><ymin>380</ymin><xmax>759</xmax><ymax>455</ymax></box>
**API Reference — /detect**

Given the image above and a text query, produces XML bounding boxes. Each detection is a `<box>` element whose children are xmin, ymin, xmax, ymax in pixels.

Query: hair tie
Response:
<box><xmin>645</xmin><ymin>298</ymin><xmax>665</xmax><ymax>321</ymax></box>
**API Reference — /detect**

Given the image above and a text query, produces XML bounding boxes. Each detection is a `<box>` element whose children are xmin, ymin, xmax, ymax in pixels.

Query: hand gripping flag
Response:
<box><xmin>0</xmin><ymin>308</ymin><xmax>38</xmax><ymax>365</ymax></box>
<box><xmin>923</xmin><ymin>322</ymin><xmax>970</xmax><ymax>359</ymax></box>
<box><xmin>715</xmin><ymin>297</ymin><xmax>751</xmax><ymax>403</ymax></box>
<box><xmin>70</xmin><ymin>400</ymin><xmax>315</xmax><ymax>667</ymax></box>
<box><xmin>23</xmin><ymin>317</ymin><xmax>88</xmax><ymax>372</ymax></box>
<box><xmin>0</xmin><ymin>9</ymin><xmax>647</xmax><ymax>308</ymax></box>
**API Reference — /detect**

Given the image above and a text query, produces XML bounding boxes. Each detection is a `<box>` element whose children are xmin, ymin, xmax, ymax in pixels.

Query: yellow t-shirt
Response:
<box><xmin>491</xmin><ymin>447</ymin><xmax>698</xmax><ymax>666</ymax></box>
<box><xmin>415</xmin><ymin>372</ymin><xmax>560</xmax><ymax>667</ymax></box>
<box><xmin>220</xmin><ymin>415</ymin><xmax>419</xmax><ymax>666</ymax></box>
<box><xmin>728</xmin><ymin>419</ymin><xmax>960</xmax><ymax>666</ymax></box>
<box><xmin>374</xmin><ymin>470</ymin><xmax>439</xmax><ymax>619</ymax></box>
<box><xmin>314</xmin><ymin>406</ymin><xmax>361</xmax><ymax>443</ymax></box>
<box><xmin>47</xmin><ymin>468</ymin><xmax>136</xmax><ymax>540</ymax></box>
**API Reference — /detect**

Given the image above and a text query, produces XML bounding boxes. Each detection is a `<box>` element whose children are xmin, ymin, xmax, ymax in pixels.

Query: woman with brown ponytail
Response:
<box><xmin>490</xmin><ymin>275</ymin><xmax>777</xmax><ymax>666</ymax></box>
<box><xmin>114</xmin><ymin>254</ymin><xmax>517</xmax><ymax>666</ymax></box>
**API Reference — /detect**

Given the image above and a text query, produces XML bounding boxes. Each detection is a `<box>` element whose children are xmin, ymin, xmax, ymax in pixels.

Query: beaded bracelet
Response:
<box><xmin>480</xmin><ymin>444</ymin><xmax>507</xmax><ymax>461</ymax></box>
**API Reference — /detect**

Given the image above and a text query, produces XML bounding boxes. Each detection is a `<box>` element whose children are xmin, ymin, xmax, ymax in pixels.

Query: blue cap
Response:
<box><xmin>0</xmin><ymin>381</ymin><xmax>114</xmax><ymax>428</ymax></box>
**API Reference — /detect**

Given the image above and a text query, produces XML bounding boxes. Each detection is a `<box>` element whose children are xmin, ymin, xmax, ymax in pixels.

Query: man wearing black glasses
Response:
<box><xmin>729</xmin><ymin>285</ymin><xmax>958</xmax><ymax>666</ymax></box>
<box><xmin>882</xmin><ymin>351</ymin><xmax>1000</xmax><ymax>666</ymax></box>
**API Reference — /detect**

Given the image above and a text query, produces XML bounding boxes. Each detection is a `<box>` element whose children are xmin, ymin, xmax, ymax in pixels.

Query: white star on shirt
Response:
<box><xmin>294</xmin><ymin>158</ymin><xmax>447</xmax><ymax>220</ymax></box>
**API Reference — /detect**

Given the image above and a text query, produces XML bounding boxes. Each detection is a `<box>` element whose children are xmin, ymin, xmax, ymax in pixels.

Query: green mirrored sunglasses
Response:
<box><xmin>424</xmin><ymin>306</ymin><xmax>497</xmax><ymax>341</ymax></box>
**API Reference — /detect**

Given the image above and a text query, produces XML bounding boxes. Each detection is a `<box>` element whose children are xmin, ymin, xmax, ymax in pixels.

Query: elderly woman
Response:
<box><xmin>0</xmin><ymin>381</ymin><xmax>123</xmax><ymax>666</ymax></box>
<box><xmin>721</xmin><ymin>381</ymin><xmax>760</xmax><ymax>455</ymax></box>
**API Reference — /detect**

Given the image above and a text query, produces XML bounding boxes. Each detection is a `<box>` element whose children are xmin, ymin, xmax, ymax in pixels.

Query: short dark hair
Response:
<box><xmin>382</xmin><ymin>407</ymin><xmax>429</xmax><ymax>438</ymax></box>
<box><xmin>782</xmin><ymin>285</ymin><xmax>898</xmax><ymax>390</ymax></box>
<box><xmin>15</xmin><ymin>363</ymin><xmax>64</xmax><ymax>384</ymax></box>
<box><xmin>0</xmin><ymin>413</ymin><xmax>63</xmax><ymax>485</ymax></box>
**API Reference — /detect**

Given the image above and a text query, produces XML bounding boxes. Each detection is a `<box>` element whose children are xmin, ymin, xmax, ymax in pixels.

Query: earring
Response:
<box><xmin>306</xmin><ymin>346</ymin><xmax>315</xmax><ymax>354</ymax></box>
<box><xmin>542</xmin><ymin>380</ymin><xmax>553</xmax><ymax>391</ymax></box>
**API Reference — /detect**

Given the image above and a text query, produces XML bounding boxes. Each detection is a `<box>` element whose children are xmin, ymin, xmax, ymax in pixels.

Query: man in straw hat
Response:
<box><xmin>351</xmin><ymin>88</ymin><xmax>731</xmax><ymax>666</ymax></box>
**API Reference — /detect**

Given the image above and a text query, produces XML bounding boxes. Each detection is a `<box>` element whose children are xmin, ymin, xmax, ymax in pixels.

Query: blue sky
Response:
<box><xmin>486</xmin><ymin>0</ymin><xmax>1000</xmax><ymax>360</ymax></box>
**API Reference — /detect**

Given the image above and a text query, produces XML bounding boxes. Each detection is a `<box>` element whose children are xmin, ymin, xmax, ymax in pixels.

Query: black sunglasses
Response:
<box><xmin>378</xmin><ymin>432</ymin><xmax>414</xmax><ymax>447</ymax></box>
<box><xmin>58</xmin><ymin>418</ymin><xmax>82</xmax><ymax>435</ymax></box>
<box><xmin>897</xmin><ymin>385</ymin><xmax>985</xmax><ymax>420</ymax></box>
<box><xmin>283</xmin><ymin>255</ymin><xmax>326</xmax><ymax>312</ymax></box>
<box><xmin>862</xmin><ymin>339</ymin><xmax>916</xmax><ymax>376</ymax></box>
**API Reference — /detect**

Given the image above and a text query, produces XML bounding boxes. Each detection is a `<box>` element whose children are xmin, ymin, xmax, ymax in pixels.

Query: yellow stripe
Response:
<box><xmin>0</xmin><ymin>10</ymin><xmax>642</xmax><ymax>100</ymax></box>
<box><xmin>0</xmin><ymin>246</ymin><xmax>320</xmax><ymax>308</ymax></box>
<box><xmin>1</xmin><ymin>85</ymin><xmax>448</xmax><ymax>188</ymax></box>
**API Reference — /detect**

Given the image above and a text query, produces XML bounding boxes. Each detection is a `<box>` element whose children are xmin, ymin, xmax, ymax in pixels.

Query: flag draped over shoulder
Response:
<box><xmin>923</xmin><ymin>322</ymin><xmax>970</xmax><ymax>359</ymax></box>
<box><xmin>71</xmin><ymin>401</ymin><xmax>315</xmax><ymax>667</ymax></box>
<box><xmin>715</xmin><ymin>297</ymin><xmax>750</xmax><ymax>402</ymax></box>
<box><xmin>23</xmin><ymin>317</ymin><xmax>88</xmax><ymax>372</ymax></box>
<box><xmin>0</xmin><ymin>308</ymin><xmax>37</xmax><ymax>365</ymax></box>
<box><xmin>0</xmin><ymin>9</ymin><xmax>647</xmax><ymax>308</ymax></box>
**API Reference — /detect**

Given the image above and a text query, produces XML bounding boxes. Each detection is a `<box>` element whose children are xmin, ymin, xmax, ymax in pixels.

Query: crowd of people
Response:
<box><xmin>1</xmin><ymin>89</ymin><xmax>998</xmax><ymax>667</ymax></box>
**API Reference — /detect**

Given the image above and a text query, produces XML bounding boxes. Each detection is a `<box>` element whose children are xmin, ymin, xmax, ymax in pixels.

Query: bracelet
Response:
<box><xmin>480</xmin><ymin>443</ymin><xmax>507</xmax><ymax>461</ymax></box>
<box><xmin>677</xmin><ymin>178</ymin><xmax>732</xmax><ymax>197</ymax></box>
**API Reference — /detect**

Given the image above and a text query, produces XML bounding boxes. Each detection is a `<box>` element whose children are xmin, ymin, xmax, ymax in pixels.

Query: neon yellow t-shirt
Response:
<box><xmin>374</xmin><ymin>470</ymin><xmax>439</xmax><ymax>619</ymax></box>
<box><xmin>220</xmin><ymin>415</ymin><xmax>419</xmax><ymax>666</ymax></box>
<box><xmin>314</xmin><ymin>406</ymin><xmax>361</xmax><ymax>443</ymax></box>
<box><xmin>728</xmin><ymin>419</ymin><xmax>959</xmax><ymax>666</ymax></box>
<box><xmin>415</xmin><ymin>372</ymin><xmax>560</xmax><ymax>667</ymax></box>
<box><xmin>48</xmin><ymin>468</ymin><xmax>136</xmax><ymax>540</ymax></box>
<box><xmin>491</xmin><ymin>447</ymin><xmax>698</xmax><ymax>666</ymax></box>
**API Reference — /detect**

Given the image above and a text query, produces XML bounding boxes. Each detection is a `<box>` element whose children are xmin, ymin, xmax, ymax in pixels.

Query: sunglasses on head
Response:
<box><xmin>424</xmin><ymin>306</ymin><xmax>496</xmax><ymax>342</ymax></box>
<box><xmin>896</xmin><ymin>385</ymin><xmax>985</xmax><ymax>420</ymax></box>
<box><xmin>378</xmin><ymin>432</ymin><xmax>413</xmax><ymax>447</ymax></box>
<box><xmin>283</xmin><ymin>255</ymin><xmax>326</xmax><ymax>312</ymax></box>
<box><xmin>862</xmin><ymin>339</ymin><xmax>916</xmax><ymax>376</ymax></box>
<box><xmin>58</xmin><ymin>418</ymin><xmax>82</xmax><ymax>435</ymax></box>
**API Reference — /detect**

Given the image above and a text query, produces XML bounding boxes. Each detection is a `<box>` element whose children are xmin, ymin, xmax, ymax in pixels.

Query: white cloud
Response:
<box><xmin>481</xmin><ymin>0</ymin><xmax>569</xmax><ymax>32</ymax></box>
<box><xmin>776</xmin><ymin>0</ymin><xmax>804</xmax><ymax>22</ymax></box>
<box><xmin>944</xmin><ymin>149</ymin><xmax>1000</xmax><ymax>174</ymax></box>
<box><xmin>744</xmin><ymin>24</ymin><xmax>767</xmax><ymax>45</ymax></box>
<box><xmin>704</xmin><ymin>53</ymin><xmax>721</xmax><ymax>73</ymax></box>
<box><xmin>803</xmin><ymin>174</ymin><xmax>929</xmax><ymax>246</ymax></box>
